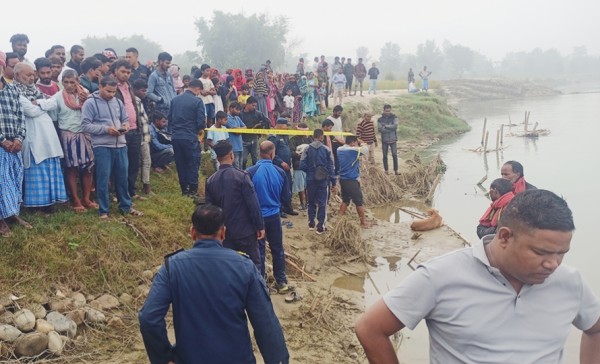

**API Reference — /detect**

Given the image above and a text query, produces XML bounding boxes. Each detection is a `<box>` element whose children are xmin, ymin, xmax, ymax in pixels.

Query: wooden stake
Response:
<box><xmin>477</xmin><ymin>175</ymin><xmax>487</xmax><ymax>185</ymax></box>
<box><xmin>495</xmin><ymin>129</ymin><xmax>500</xmax><ymax>151</ymax></box>
<box><xmin>500</xmin><ymin>124</ymin><xmax>504</xmax><ymax>146</ymax></box>
<box><xmin>407</xmin><ymin>248</ymin><xmax>422</xmax><ymax>265</ymax></box>
<box><xmin>425</xmin><ymin>174</ymin><xmax>442</xmax><ymax>203</ymax></box>
<box><xmin>481</xmin><ymin>118</ymin><xmax>487</xmax><ymax>146</ymax></box>
<box><xmin>483</xmin><ymin>130</ymin><xmax>489</xmax><ymax>153</ymax></box>
<box><xmin>533</xmin><ymin>122</ymin><xmax>539</xmax><ymax>131</ymax></box>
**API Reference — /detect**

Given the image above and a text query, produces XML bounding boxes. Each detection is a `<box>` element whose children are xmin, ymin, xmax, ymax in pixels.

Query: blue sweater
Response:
<box><xmin>168</xmin><ymin>90</ymin><xmax>206</xmax><ymax>140</ymax></box>
<box><xmin>247</xmin><ymin>160</ymin><xmax>289</xmax><ymax>218</ymax></box>
<box><xmin>81</xmin><ymin>92</ymin><xmax>128</xmax><ymax>148</ymax></box>
<box><xmin>299</xmin><ymin>141</ymin><xmax>336</xmax><ymax>185</ymax></box>
<box><xmin>337</xmin><ymin>144</ymin><xmax>369</xmax><ymax>180</ymax></box>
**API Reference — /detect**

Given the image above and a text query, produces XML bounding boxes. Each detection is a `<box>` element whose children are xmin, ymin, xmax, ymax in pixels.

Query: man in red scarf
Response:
<box><xmin>477</xmin><ymin>178</ymin><xmax>515</xmax><ymax>238</ymax></box>
<box><xmin>501</xmin><ymin>160</ymin><xmax>536</xmax><ymax>193</ymax></box>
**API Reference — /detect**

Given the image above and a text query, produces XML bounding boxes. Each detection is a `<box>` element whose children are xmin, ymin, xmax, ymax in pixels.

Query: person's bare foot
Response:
<box><xmin>82</xmin><ymin>200</ymin><xmax>99</xmax><ymax>209</ymax></box>
<box><xmin>71</xmin><ymin>204</ymin><xmax>86</xmax><ymax>213</ymax></box>
<box><xmin>8</xmin><ymin>216</ymin><xmax>32</xmax><ymax>229</ymax></box>
<box><xmin>153</xmin><ymin>167</ymin><xmax>165</xmax><ymax>174</ymax></box>
<box><xmin>361</xmin><ymin>221</ymin><xmax>372</xmax><ymax>229</ymax></box>
<box><xmin>0</xmin><ymin>220</ymin><xmax>11</xmax><ymax>236</ymax></box>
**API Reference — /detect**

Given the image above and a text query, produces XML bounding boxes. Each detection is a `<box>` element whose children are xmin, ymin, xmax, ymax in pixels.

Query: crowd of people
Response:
<box><xmin>4</xmin><ymin>34</ymin><xmax>598</xmax><ymax>363</ymax></box>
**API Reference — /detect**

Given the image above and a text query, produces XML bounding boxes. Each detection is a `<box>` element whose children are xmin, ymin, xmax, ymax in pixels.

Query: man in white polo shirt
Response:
<box><xmin>355</xmin><ymin>189</ymin><xmax>600</xmax><ymax>363</ymax></box>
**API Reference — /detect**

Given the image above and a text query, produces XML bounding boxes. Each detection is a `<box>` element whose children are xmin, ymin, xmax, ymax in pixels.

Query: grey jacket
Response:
<box><xmin>377</xmin><ymin>113</ymin><xmax>399</xmax><ymax>143</ymax></box>
<box><xmin>81</xmin><ymin>92</ymin><xmax>128</xmax><ymax>148</ymax></box>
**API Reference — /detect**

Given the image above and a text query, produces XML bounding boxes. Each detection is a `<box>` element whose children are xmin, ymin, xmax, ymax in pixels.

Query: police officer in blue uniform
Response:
<box><xmin>139</xmin><ymin>204</ymin><xmax>289</xmax><ymax>364</ymax></box>
<box><xmin>205</xmin><ymin>140</ymin><xmax>265</xmax><ymax>272</ymax></box>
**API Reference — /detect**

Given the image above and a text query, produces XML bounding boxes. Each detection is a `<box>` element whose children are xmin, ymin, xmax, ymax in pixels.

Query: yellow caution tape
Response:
<box><xmin>200</xmin><ymin>128</ymin><xmax>353</xmax><ymax>136</ymax></box>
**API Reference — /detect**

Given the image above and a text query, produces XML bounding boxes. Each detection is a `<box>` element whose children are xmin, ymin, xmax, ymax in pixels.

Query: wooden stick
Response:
<box><xmin>495</xmin><ymin>129</ymin><xmax>500</xmax><ymax>151</ymax></box>
<box><xmin>481</xmin><ymin>118</ymin><xmax>487</xmax><ymax>146</ymax></box>
<box><xmin>286</xmin><ymin>258</ymin><xmax>317</xmax><ymax>281</ymax></box>
<box><xmin>366</xmin><ymin>272</ymin><xmax>381</xmax><ymax>295</ymax></box>
<box><xmin>483</xmin><ymin>131</ymin><xmax>489</xmax><ymax>153</ymax></box>
<box><xmin>426</xmin><ymin>174</ymin><xmax>442</xmax><ymax>203</ymax></box>
<box><xmin>477</xmin><ymin>175</ymin><xmax>487</xmax><ymax>185</ymax></box>
<box><xmin>398</xmin><ymin>207</ymin><xmax>427</xmax><ymax>219</ymax></box>
<box><xmin>336</xmin><ymin>266</ymin><xmax>362</xmax><ymax>277</ymax></box>
<box><xmin>533</xmin><ymin>122</ymin><xmax>539</xmax><ymax>131</ymax></box>
<box><xmin>500</xmin><ymin>124</ymin><xmax>504</xmax><ymax>146</ymax></box>
<box><xmin>407</xmin><ymin>248</ymin><xmax>422</xmax><ymax>265</ymax></box>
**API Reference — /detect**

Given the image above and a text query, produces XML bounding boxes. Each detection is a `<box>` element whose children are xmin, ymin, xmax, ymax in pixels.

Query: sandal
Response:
<box><xmin>284</xmin><ymin>291</ymin><xmax>303</xmax><ymax>303</ymax></box>
<box><xmin>71</xmin><ymin>205</ymin><xmax>87</xmax><ymax>213</ymax></box>
<box><xmin>99</xmin><ymin>214</ymin><xmax>110</xmax><ymax>221</ymax></box>
<box><xmin>128</xmin><ymin>208</ymin><xmax>144</xmax><ymax>217</ymax></box>
<box><xmin>82</xmin><ymin>201</ymin><xmax>99</xmax><ymax>209</ymax></box>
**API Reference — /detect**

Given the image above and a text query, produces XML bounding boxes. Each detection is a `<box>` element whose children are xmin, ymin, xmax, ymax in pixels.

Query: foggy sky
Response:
<box><xmin>4</xmin><ymin>0</ymin><xmax>598</xmax><ymax>63</ymax></box>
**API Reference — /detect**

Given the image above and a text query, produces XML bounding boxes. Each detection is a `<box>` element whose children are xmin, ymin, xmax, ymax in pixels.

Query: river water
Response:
<box><xmin>367</xmin><ymin>92</ymin><xmax>600</xmax><ymax>362</ymax></box>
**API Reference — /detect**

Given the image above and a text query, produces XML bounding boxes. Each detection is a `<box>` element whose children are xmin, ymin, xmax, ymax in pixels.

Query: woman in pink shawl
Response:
<box><xmin>232</xmin><ymin>69</ymin><xmax>246</xmax><ymax>92</ymax></box>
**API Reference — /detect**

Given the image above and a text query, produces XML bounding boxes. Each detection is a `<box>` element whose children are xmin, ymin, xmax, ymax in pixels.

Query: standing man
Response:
<box><xmin>2</xmin><ymin>53</ymin><xmax>20</xmax><ymax>84</ymax></box>
<box><xmin>337</xmin><ymin>136</ymin><xmax>370</xmax><ymax>228</ymax></box>
<box><xmin>82</xmin><ymin>76</ymin><xmax>143</xmax><ymax>219</ymax></box>
<box><xmin>48</xmin><ymin>45</ymin><xmax>66</xmax><ymax>65</ymax></box>
<box><xmin>240</xmin><ymin>96</ymin><xmax>271</xmax><ymax>168</ymax></box>
<box><xmin>289</xmin><ymin>123</ymin><xmax>312</xmax><ymax>211</ymax></box>
<box><xmin>331</xmin><ymin>68</ymin><xmax>346</xmax><ymax>106</ymax></box>
<box><xmin>501</xmin><ymin>160</ymin><xmax>537</xmax><ymax>194</ymax></box>
<box><xmin>317</xmin><ymin>55</ymin><xmax>329</xmax><ymax>109</ymax></box>
<box><xmin>0</xmin><ymin>61</ymin><xmax>30</xmax><ymax>235</ymax></box>
<box><xmin>79</xmin><ymin>57</ymin><xmax>102</xmax><ymax>93</ymax></box>
<box><xmin>268</xmin><ymin>116</ymin><xmax>298</xmax><ymax>216</ymax></box>
<box><xmin>368</xmin><ymin>63</ymin><xmax>380</xmax><ymax>95</ymax></box>
<box><xmin>132</xmin><ymin>79</ymin><xmax>153</xmax><ymax>195</ymax></box>
<box><xmin>343</xmin><ymin>58</ymin><xmax>355</xmax><ymax>97</ymax></box>
<box><xmin>9</xmin><ymin>34</ymin><xmax>31</xmax><ymax>66</ymax></box>
<box><xmin>377</xmin><ymin>104</ymin><xmax>399</xmax><ymax>175</ymax></box>
<box><xmin>419</xmin><ymin>65</ymin><xmax>432</xmax><ymax>92</ymax></box>
<box><xmin>356</xmin><ymin>190</ymin><xmax>600</xmax><ymax>363</ymax></box>
<box><xmin>139</xmin><ymin>204</ymin><xmax>289</xmax><ymax>364</ymax></box>
<box><xmin>198</xmin><ymin>64</ymin><xmax>217</xmax><ymax>128</ymax></box>
<box><xmin>66</xmin><ymin>45</ymin><xmax>85</xmax><ymax>76</ymax></box>
<box><xmin>112</xmin><ymin>60</ymin><xmax>143</xmax><ymax>200</ymax></box>
<box><xmin>353</xmin><ymin>58</ymin><xmax>367</xmax><ymax>96</ymax></box>
<box><xmin>253</xmin><ymin>65</ymin><xmax>269</xmax><ymax>116</ymax></box>
<box><xmin>326</xmin><ymin>105</ymin><xmax>345</xmax><ymax>175</ymax></box>
<box><xmin>205</xmin><ymin>140</ymin><xmax>265</xmax><ymax>271</ymax></box>
<box><xmin>14</xmin><ymin>63</ymin><xmax>67</xmax><ymax>211</ymax></box>
<box><xmin>296</xmin><ymin>57</ymin><xmax>305</xmax><ymax>76</ymax></box>
<box><xmin>169</xmin><ymin>79</ymin><xmax>206</xmax><ymax>197</ymax></box>
<box><xmin>300</xmin><ymin>129</ymin><xmax>336</xmax><ymax>234</ymax></box>
<box><xmin>225</xmin><ymin>101</ymin><xmax>246</xmax><ymax>169</ymax></box>
<box><xmin>147</xmin><ymin>52</ymin><xmax>176</xmax><ymax>120</ymax></box>
<box><xmin>247</xmin><ymin>141</ymin><xmax>293</xmax><ymax>293</ymax></box>
<box><xmin>355</xmin><ymin>112</ymin><xmax>377</xmax><ymax>164</ymax></box>
<box><xmin>125</xmin><ymin>47</ymin><xmax>150</xmax><ymax>83</ymax></box>
<box><xmin>34</xmin><ymin>57</ymin><xmax>59</xmax><ymax>97</ymax></box>
<box><xmin>52</xmin><ymin>70</ymin><xmax>96</xmax><ymax>213</ymax></box>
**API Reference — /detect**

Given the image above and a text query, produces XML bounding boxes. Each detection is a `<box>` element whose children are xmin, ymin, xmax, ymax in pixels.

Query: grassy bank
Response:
<box><xmin>305</xmin><ymin>92</ymin><xmax>469</xmax><ymax>142</ymax></box>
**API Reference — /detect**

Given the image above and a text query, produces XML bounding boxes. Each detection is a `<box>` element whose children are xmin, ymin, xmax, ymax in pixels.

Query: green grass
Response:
<box><xmin>0</xmin><ymin>154</ymin><xmax>217</xmax><ymax>296</ymax></box>
<box><xmin>375</xmin><ymin>79</ymin><xmax>441</xmax><ymax>91</ymax></box>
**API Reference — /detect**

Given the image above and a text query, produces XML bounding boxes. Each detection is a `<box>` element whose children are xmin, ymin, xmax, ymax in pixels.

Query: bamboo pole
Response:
<box><xmin>483</xmin><ymin>131</ymin><xmax>489</xmax><ymax>153</ymax></box>
<box><xmin>533</xmin><ymin>122</ymin><xmax>539</xmax><ymax>131</ymax></box>
<box><xmin>425</xmin><ymin>174</ymin><xmax>442</xmax><ymax>203</ymax></box>
<box><xmin>477</xmin><ymin>175</ymin><xmax>487</xmax><ymax>185</ymax></box>
<box><xmin>495</xmin><ymin>129</ymin><xmax>500</xmax><ymax>151</ymax></box>
<box><xmin>481</xmin><ymin>118</ymin><xmax>487</xmax><ymax>146</ymax></box>
<box><xmin>500</xmin><ymin>124</ymin><xmax>504</xmax><ymax>146</ymax></box>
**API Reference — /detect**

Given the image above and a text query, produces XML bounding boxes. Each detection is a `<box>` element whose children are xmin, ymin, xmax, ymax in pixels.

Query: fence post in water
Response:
<box><xmin>481</xmin><ymin>118</ymin><xmax>487</xmax><ymax>146</ymax></box>
<box><xmin>483</xmin><ymin>131</ymin><xmax>489</xmax><ymax>153</ymax></box>
<box><xmin>495</xmin><ymin>129</ymin><xmax>500</xmax><ymax>151</ymax></box>
<box><xmin>500</xmin><ymin>124</ymin><xmax>504</xmax><ymax>146</ymax></box>
<box><xmin>426</xmin><ymin>174</ymin><xmax>442</xmax><ymax>203</ymax></box>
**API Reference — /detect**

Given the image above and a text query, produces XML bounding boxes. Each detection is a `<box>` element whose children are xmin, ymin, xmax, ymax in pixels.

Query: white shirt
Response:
<box><xmin>283</xmin><ymin>95</ymin><xmax>295</xmax><ymax>109</ymax></box>
<box><xmin>383</xmin><ymin>235</ymin><xmax>600</xmax><ymax>364</ymax></box>
<box><xmin>199</xmin><ymin>77</ymin><xmax>215</xmax><ymax>105</ymax></box>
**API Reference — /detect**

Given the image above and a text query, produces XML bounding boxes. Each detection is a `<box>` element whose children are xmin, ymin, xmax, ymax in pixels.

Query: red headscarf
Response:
<box><xmin>232</xmin><ymin>69</ymin><xmax>246</xmax><ymax>91</ymax></box>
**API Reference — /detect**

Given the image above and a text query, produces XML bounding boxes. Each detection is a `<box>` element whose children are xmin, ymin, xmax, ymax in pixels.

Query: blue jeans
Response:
<box><xmin>423</xmin><ymin>79</ymin><xmax>429</xmax><ymax>91</ymax></box>
<box><xmin>233</xmin><ymin>151</ymin><xmax>242</xmax><ymax>169</ymax></box>
<box><xmin>258</xmin><ymin>214</ymin><xmax>287</xmax><ymax>284</ymax></box>
<box><xmin>172</xmin><ymin>139</ymin><xmax>201</xmax><ymax>193</ymax></box>
<box><xmin>369</xmin><ymin>79</ymin><xmax>377</xmax><ymax>94</ymax></box>
<box><xmin>242</xmin><ymin>138</ymin><xmax>259</xmax><ymax>169</ymax></box>
<box><xmin>307</xmin><ymin>179</ymin><xmax>328</xmax><ymax>228</ymax></box>
<box><xmin>94</xmin><ymin>147</ymin><xmax>131</xmax><ymax>215</ymax></box>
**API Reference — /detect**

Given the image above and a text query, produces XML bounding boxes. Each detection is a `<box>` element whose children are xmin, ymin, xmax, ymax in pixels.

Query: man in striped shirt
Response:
<box><xmin>355</xmin><ymin>112</ymin><xmax>377</xmax><ymax>164</ymax></box>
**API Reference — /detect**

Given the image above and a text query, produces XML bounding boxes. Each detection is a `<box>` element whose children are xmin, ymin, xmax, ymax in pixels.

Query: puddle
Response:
<box><xmin>371</xmin><ymin>200</ymin><xmax>431</xmax><ymax>224</ymax></box>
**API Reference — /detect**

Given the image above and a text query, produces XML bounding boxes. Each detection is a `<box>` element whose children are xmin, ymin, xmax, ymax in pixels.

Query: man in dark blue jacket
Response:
<box><xmin>169</xmin><ymin>79</ymin><xmax>206</xmax><ymax>196</ymax></box>
<box><xmin>247</xmin><ymin>141</ymin><xmax>292</xmax><ymax>293</ymax></box>
<box><xmin>205</xmin><ymin>140</ymin><xmax>265</xmax><ymax>271</ymax></box>
<box><xmin>139</xmin><ymin>204</ymin><xmax>289</xmax><ymax>364</ymax></box>
<box><xmin>268</xmin><ymin>115</ymin><xmax>298</xmax><ymax>216</ymax></box>
<box><xmin>300</xmin><ymin>128</ymin><xmax>336</xmax><ymax>234</ymax></box>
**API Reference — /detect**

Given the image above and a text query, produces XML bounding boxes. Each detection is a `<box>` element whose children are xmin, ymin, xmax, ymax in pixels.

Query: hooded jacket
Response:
<box><xmin>81</xmin><ymin>91</ymin><xmax>128</xmax><ymax>148</ymax></box>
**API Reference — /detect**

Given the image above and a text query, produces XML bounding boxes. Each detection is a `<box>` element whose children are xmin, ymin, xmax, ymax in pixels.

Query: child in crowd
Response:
<box><xmin>283</xmin><ymin>88</ymin><xmax>295</xmax><ymax>116</ymax></box>
<box><xmin>181</xmin><ymin>75</ymin><xmax>191</xmax><ymax>93</ymax></box>
<box><xmin>238</xmin><ymin>84</ymin><xmax>251</xmax><ymax>106</ymax></box>
<box><xmin>206</xmin><ymin>111</ymin><xmax>230</xmax><ymax>170</ymax></box>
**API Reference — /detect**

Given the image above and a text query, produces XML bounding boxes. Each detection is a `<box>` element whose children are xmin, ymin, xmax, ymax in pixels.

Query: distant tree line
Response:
<box><xmin>79</xmin><ymin>12</ymin><xmax>599</xmax><ymax>82</ymax></box>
